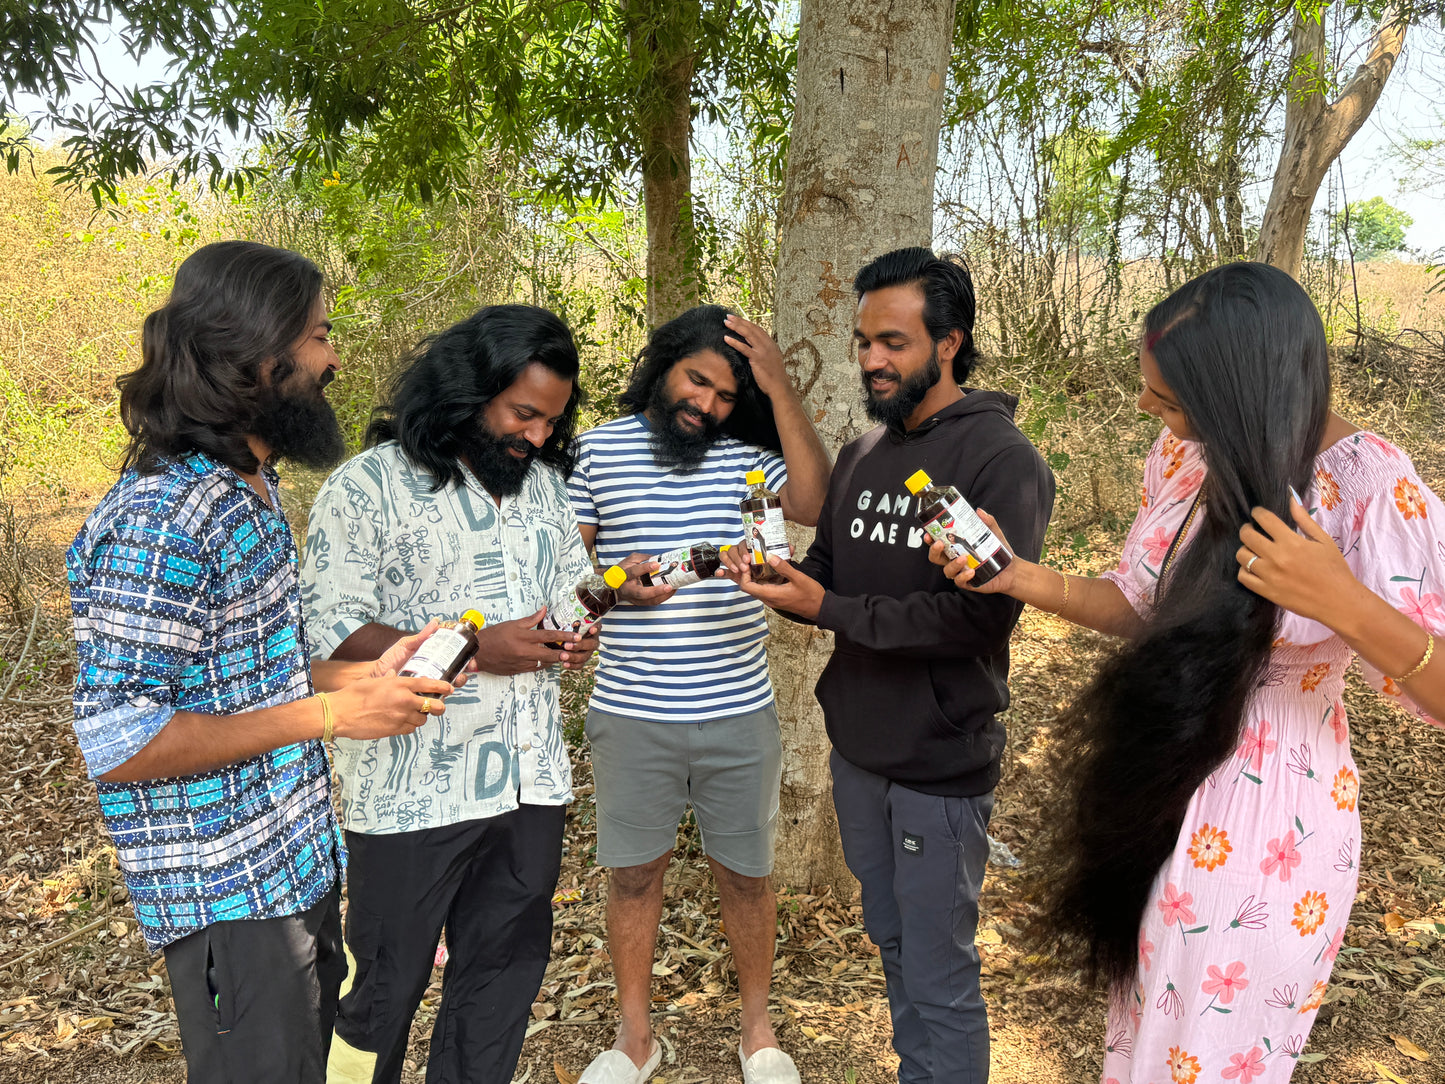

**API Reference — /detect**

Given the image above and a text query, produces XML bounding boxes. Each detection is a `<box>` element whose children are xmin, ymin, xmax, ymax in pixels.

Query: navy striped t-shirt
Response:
<box><xmin>567</xmin><ymin>413</ymin><xmax>786</xmax><ymax>722</ymax></box>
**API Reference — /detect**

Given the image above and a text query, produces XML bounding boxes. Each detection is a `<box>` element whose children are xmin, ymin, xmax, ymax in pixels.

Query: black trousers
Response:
<box><xmin>163</xmin><ymin>881</ymin><xmax>344</xmax><ymax>1084</ymax></box>
<box><xmin>334</xmin><ymin>805</ymin><xmax>566</xmax><ymax>1084</ymax></box>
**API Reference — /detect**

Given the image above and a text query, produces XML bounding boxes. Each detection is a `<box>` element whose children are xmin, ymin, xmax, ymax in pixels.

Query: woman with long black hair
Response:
<box><xmin>930</xmin><ymin>262</ymin><xmax>1445</xmax><ymax>1082</ymax></box>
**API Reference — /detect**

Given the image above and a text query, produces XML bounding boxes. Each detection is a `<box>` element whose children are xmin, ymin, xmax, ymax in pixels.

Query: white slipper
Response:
<box><xmin>578</xmin><ymin>1041</ymin><xmax>662</xmax><ymax>1084</ymax></box>
<box><xmin>739</xmin><ymin>1044</ymin><xmax>801</xmax><ymax>1084</ymax></box>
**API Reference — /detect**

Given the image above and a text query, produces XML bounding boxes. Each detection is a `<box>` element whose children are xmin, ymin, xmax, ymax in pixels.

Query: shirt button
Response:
<box><xmin>508</xmin><ymin>572</ymin><xmax>519</xmax><ymax>581</ymax></box>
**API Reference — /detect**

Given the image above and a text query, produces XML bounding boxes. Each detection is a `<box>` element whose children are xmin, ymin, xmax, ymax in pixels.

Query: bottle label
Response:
<box><xmin>742</xmin><ymin>506</ymin><xmax>791</xmax><ymax>564</ymax></box>
<box><xmin>924</xmin><ymin>496</ymin><xmax>1003</xmax><ymax>568</ymax></box>
<box><xmin>651</xmin><ymin>546</ymin><xmax>703</xmax><ymax>589</ymax></box>
<box><xmin>541</xmin><ymin>596</ymin><xmax>597</xmax><ymax>636</ymax></box>
<box><xmin>401</xmin><ymin>628</ymin><xmax>468</xmax><ymax>680</ymax></box>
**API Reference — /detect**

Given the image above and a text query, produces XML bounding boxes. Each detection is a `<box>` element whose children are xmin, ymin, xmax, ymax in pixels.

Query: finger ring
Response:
<box><xmin>419</xmin><ymin>696</ymin><xmax>431</xmax><ymax>714</ymax></box>
<box><xmin>1245</xmin><ymin>555</ymin><xmax>1259</xmax><ymax>574</ymax></box>
<box><xmin>535</xmin><ymin>659</ymin><xmax>543</xmax><ymax>670</ymax></box>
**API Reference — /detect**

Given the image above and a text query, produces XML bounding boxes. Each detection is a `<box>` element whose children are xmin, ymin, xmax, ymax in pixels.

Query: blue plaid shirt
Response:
<box><xmin>67</xmin><ymin>453</ymin><xmax>342</xmax><ymax>951</ymax></box>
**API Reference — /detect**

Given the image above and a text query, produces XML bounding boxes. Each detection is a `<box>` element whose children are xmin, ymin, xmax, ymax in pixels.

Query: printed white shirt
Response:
<box><xmin>301</xmin><ymin>442</ymin><xmax>592</xmax><ymax>834</ymax></box>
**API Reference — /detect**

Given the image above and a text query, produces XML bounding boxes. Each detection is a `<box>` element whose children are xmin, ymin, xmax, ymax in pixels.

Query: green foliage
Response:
<box><xmin>1335</xmin><ymin>195</ymin><xmax>1413</xmax><ymax>260</ymax></box>
<box><xmin>10</xmin><ymin>2</ymin><xmax>795</xmax><ymax>216</ymax></box>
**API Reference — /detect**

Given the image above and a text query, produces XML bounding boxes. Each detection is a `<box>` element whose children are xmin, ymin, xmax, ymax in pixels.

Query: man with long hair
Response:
<box><xmin>568</xmin><ymin>305</ymin><xmax>830</xmax><ymax>1084</ymax></box>
<box><xmin>726</xmin><ymin>249</ymin><xmax>1055</xmax><ymax>1083</ymax></box>
<box><xmin>67</xmin><ymin>240</ymin><xmax>458</xmax><ymax>1083</ymax></box>
<box><xmin>301</xmin><ymin>305</ymin><xmax>597</xmax><ymax>1084</ymax></box>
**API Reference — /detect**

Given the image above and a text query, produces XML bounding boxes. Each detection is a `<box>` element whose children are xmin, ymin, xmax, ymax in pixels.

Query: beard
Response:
<box><xmin>647</xmin><ymin>383</ymin><xmax>722</xmax><ymax>470</ymax></box>
<box><xmin>459</xmin><ymin>425</ymin><xmax>538</xmax><ymax>499</ymax></box>
<box><xmin>251</xmin><ymin>367</ymin><xmax>346</xmax><ymax>470</ymax></box>
<box><xmin>862</xmin><ymin>342</ymin><xmax>943</xmax><ymax>429</ymax></box>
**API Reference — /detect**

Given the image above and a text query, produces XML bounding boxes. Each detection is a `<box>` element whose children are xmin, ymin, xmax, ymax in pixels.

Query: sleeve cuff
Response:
<box><xmin>814</xmin><ymin>590</ymin><xmax>846</xmax><ymax>631</ymax></box>
<box><xmin>73</xmin><ymin>699</ymin><xmax>175</xmax><ymax>779</ymax></box>
<box><xmin>310</xmin><ymin>611</ymin><xmax>376</xmax><ymax>658</ymax></box>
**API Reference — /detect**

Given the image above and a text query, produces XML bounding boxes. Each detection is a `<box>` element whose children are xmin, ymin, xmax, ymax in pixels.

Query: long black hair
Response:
<box><xmin>367</xmin><ymin>304</ymin><xmax>581</xmax><ymax>488</ymax></box>
<box><xmin>118</xmin><ymin>241</ymin><xmax>323</xmax><ymax>474</ymax></box>
<box><xmin>1045</xmin><ymin>262</ymin><xmax>1331</xmax><ymax>991</ymax></box>
<box><xmin>618</xmin><ymin>304</ymin><xmax>783</xmax><ymax>453</ymax></box>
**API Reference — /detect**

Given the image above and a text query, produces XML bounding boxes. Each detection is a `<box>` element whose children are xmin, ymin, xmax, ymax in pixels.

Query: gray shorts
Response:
<box><xmin>585</xmin><ymin>705</ymin><xmax>782</xmax><ymax>877</ymax></box>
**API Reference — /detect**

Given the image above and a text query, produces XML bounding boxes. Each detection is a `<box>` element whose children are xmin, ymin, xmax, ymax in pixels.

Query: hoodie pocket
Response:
<box><xmin>816</xmin><ymin>651</ymin><xmax>978</xmax><ymax>783</ymax></box>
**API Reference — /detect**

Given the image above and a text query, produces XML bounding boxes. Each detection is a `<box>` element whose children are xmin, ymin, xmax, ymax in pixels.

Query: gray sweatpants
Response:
<box><xmin>830</xmin><ymin>750</ymin><xmax>994</xmax><ymax>1084</ymax></box>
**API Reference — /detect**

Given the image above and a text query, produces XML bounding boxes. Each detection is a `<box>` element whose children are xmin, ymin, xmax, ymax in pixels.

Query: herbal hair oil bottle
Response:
<box><xmin>541</xmin><ymin>565</ymin><xmax>628</xmax><ymax>645</ymax></box>
<box><xmin>740</xmin><ymin>470</ymin><xmax>790</xmax><ymax>585</ymax></box>
<box><xmin>398</xmin><ymin>610</ymin><xmax>485</xmax><ymax>682</ymax></box>
<box><xmin>906</xmin><ymin>469</ymin><xmax>1012</xmax><ymax>586</ymax></box>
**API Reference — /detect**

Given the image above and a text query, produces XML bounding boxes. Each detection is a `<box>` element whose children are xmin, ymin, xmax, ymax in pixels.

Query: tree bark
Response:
<box><xmin>1255</xmin><ymin>4</ymin><xmax>1405</xmax><ymax>279</ymax></box>
<box><xmin>768</xmin><ymin>0</ymin><xmax>957</xmax><ymax>895</ymax></box>
<box><xmin>623</xmin><ymin>0</ymin><xmax>703</xmax><ymax>328</ymax></box>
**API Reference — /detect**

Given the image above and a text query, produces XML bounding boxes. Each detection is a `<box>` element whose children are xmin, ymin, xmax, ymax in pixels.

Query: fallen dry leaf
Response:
<box><xmin>1383</xmin><ymin>912</ymin><xmax>1407</xmax><ymax>931</ymax></box>
<box><xmin>1390</xmin><ymin>1035</ymin><xmax>1430</xmax><ymax>1062</ymax></box>
<box><xmin>1373</xmin><ymin>1060</ymin><xmax>1409</xmax><ymax>1084</ymax></box>
<box><xmin>554</xmin><ymin>1056</ymin><xmax>579</xmax><ymax>1084</ymax></box>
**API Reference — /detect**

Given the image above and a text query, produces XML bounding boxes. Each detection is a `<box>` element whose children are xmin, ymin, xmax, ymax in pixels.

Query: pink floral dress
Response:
<box><xmin>1097</xmin><ymin>430</ymin><xmax>1445</xmax><ymax>1084</ymax></box>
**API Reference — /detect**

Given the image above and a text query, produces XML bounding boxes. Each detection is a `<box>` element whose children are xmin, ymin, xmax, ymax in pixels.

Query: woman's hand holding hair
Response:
<box><xmin>1236</xmin><ymin>498</ymin><xmax>1367</xmax><ymax>627</ymax></box>
<box><xmin>1239</xmin><ymin>497</ymin><xmax>1443</xmax><ymax>718</ymax></box>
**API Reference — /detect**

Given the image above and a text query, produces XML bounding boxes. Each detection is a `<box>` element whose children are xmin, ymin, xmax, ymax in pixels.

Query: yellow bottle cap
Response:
<box><xmin>720</xmin><ymin>544</ymin><xmax>731</xmax><ymax>552</ymax></box>
<box><xmin>461</xmin><ymin>609</ymin><xmax>486</xmax><ymax>629</ymax></box>
<box><xmin>745</xmin><ymin>469</ymin><xmax>766</xmax><ymax>485</ymax></box>
<box><xmin>904</xmin><ymin>469</ymin><xmax>932</xmax><ymax>495</ymax></box>
<box><xmin>602</xmin><ymin>565</ymin><xmax>627</xmax><ymax>590</ymax></box>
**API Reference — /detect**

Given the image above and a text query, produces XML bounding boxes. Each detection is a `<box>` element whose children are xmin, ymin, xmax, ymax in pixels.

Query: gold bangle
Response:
<box><xmin>1037</xmin><ymin>569</ymin><xmax>1069</xmax><ymax>616</ymax></box>
<box><xmin>1394</xmin><ymin>632</ymin><xmax>1435</xmax><ymax>684</ymax></box>
<box><xmin>317</xmin><ymin>691</ymin><xmax>335</xmax><ymax>743</ymax></box>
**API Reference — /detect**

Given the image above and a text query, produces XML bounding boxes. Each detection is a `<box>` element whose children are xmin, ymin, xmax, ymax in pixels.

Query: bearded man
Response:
<box><xmin>301</xmin><ymin>305</ymin><xmax>597</xmax><ymax>1084</ymax></box>
<box><xmin>567</xmin><ymin>305</ymin><xmax>830</xmax><ymax>1084</ymax></box>
<box><xmin>67</xmin><ymin>241</ymin><xmax>457</xmax><ymax>1083</ymax></box>
<box><xmin>724</xmin><ymin>249</ymin><xmax>1056</xmax><ymax>1084</ymax></box>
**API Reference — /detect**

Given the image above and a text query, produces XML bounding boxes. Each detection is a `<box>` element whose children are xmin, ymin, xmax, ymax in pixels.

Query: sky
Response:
<box><xmin>12</xmin><ymin>17</ymin><xmax>1444</xmax><ymax>257</ymax></box>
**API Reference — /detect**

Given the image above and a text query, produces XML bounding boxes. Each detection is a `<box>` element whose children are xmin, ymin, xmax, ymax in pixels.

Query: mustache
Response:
<box><xmin>675</xmin><ymin>402</ymin><xmax>716</xmax><ymax>428</ymax></box>
<box><xmin>317</xmin><ymin>369</ymin><xmax>336</xmax><ymax>390</ymax></box>
<box><xmin>500</xmin><ymin>434</ymin><xmax>536</xmax><ymax>457</ymax></box>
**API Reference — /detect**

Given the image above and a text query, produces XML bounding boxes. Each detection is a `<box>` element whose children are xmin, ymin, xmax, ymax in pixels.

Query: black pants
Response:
<box><xmin>335</xmin><ymin>805</ymin><xmax>566</xmax><ymax>1084</ymax></box>
<box><xmin>163</xmin><ymin>881</ymin><xmax>344</xmax><ymax>1084</ymax></box>
<box><xmin>831</xmin><ymin>751</ymin><xmax>994</xmax><ymax>1084</ymax></box>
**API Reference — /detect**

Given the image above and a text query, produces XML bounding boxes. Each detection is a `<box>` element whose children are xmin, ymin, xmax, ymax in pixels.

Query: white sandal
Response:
<box><xmin>578</xmin><ymin>1040</ymin><xmax>662</xmax><ymax>1084</ymax></box>
<box><xmin>738</xmin><ymin>1044</ymin><xmax>801</xmax><ymax>1084</ymax></box>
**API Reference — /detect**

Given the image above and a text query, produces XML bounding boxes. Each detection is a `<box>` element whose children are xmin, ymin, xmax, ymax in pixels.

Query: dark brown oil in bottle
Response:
<box><xmin>740</xmin><ymin>470</ymin><xmax>789</xmax><ymax>585</ymax></box>
<box><xmin>640</xmin><ymin>542</ymin><xmax>721</xmax><ymax>588</ymax></box>
<box><xmin>907</xmin><ymin>470</ymin><xmax>1011</xmax><ymax>587</ymax></box>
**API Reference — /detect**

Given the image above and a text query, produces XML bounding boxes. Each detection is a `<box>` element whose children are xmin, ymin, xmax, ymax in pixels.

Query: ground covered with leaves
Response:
<box><xmin>1</xmin><ymin>584</ymin><xmax>1441</xmax><ymax>1084</ymax></box>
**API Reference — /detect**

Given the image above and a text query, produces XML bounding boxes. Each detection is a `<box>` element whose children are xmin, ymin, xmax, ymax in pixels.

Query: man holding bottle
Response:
<box><xmin>301</xmin><ymin>305</ymin><xmax>597</xmax><ymax>1084</ymax></box>
<box><xmin>725</xmin><ymin>249</ymin><xmax>1055</xmax><ymax>1084</ymax></box>
<box><xmin>567</xmin><ymin>305</ymin><xmax>830</xmax><ymax>1084</ymax></box>
<box><xmin>67</xmin><ymin>241</ymin><xmax>459</xmax><ymax>1083</ymax></box>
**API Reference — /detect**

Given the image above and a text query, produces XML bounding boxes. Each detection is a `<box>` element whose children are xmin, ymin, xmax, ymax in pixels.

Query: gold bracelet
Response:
<box><xmin>1037</xmin><ymin>569</ymin><xmax>1069</xmax><ymax>616</ymax></box>
<box><xmin>317</xmin><ymin>691</ymin><xmax>335</xmax><ymax>743</ymax></box>
<box><xmin>1394</xmin><ymin>632</ymin><xmax>1435</xmax><ymax>684</ymax></box>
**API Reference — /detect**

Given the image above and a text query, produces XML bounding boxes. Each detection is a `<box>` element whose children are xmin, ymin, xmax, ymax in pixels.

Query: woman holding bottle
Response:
<box><xmin>932</xmin><ymin>262</ymin><xmax>1445</xmax><ymax>1083</ymax></box>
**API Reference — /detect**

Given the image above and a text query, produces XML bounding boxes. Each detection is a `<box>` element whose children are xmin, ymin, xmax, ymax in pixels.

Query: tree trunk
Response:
<box><xmin>768</xmin><ymin>0</ymin><xmax>957</xmax><ymax>895</ymax></box>
<box><xmin>1254</xmin><ymin>5</ymin><xmax>1405</xmax><ymax>279</ymax></box>
<box><xmin>623</xmin><ymin>0</ymin><xmax>703</xmax><ymax>328</ymax></box>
